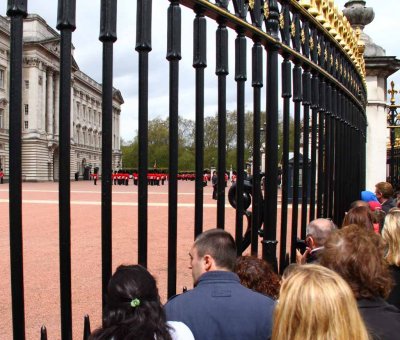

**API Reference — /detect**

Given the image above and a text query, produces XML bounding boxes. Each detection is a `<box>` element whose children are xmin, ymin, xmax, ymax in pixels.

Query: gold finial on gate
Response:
<box><xmin>388</xmin><ymin>81</ymin><xmax>398</xmax><ymax>105</ymax></box>
<box><xmin>299</xmin><ymin>0</ymin><xmax>311</xmax><ymax>9</ymax></box>
<box><xmin>322</xmin><ymin>0</ymin><xmax>331</xmax><ymax>29</ymax></box>
<box><xmin>315</xmin><ymin>0</ymin><xmax>326</xmax><ymax>23</ymax></box>
<box><xmin>308</xmin><ymin>0</ymin><xmax>319</xmax><ymax>16</ymax></box>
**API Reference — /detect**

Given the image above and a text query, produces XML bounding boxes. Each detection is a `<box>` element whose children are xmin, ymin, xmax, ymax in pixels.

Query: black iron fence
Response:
<box><xmin>6</xmin><ymin>0</ymin><xmax>367</xmax><ymax>338</ymax></box>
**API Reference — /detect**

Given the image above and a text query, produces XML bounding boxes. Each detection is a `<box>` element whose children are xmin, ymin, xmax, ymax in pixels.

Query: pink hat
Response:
<box><xmin>368</xmin><ymin>201</ymin><xmax>382</xmax><ymax>211</ymax></box>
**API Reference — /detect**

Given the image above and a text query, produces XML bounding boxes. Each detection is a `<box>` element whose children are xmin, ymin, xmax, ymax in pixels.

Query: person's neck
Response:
<box><xmin>380</xmin><ymin>197</ymin><xmax>388</xmax><ymax>204</ymax></box>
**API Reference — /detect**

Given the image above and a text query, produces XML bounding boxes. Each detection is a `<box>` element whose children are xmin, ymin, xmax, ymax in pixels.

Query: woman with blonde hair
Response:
<box><xmin>382</xmin><ymin>208</ymin><xmax>400</xmax><ymax>308</ymax></box>
<box><xmin>272</xmin><ymin>264</ymin><xmax>370</xmax><ymax>340</ymax></box>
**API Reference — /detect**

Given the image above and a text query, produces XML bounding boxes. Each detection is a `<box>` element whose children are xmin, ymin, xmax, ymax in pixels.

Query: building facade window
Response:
<box><xmin>0</xmin><ymin>69</ymin><xmax>4</xmax><ymax>89</ymax></box>
<box><xmin>38</xmin><ymin>75</ymin><xmax>42</xmax><ymax>85</ymax></box>
<box><xmin>24</xmin><ymin>121</ymin><xmax>28</xmax><ymax>129</ymax></box>
<box><xmin>25</xmin><ymin>80</ymin><xmax>29</xmax><ymax>89</ymax></box>
<box><xmin>24</xmin><ymin>104</ymin><xmax>29</xmax><ymax>115</ymax></box>
<box><xmin>0</xmin><ymin>108</ymin><xmax>4</xmax><ymax>129</ymax></box>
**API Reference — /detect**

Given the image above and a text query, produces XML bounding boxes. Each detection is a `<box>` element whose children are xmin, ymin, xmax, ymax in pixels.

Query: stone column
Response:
<box><xmin>54</xmin><ymin>72</ymin><xmax>60</xmax><ymax>137</ymax></box>
<box><xmin>41</xmin><ymin>68</ymin><xmax>47</xmax><ymax>131</ymax></box>
<box><xmin>71</xmin><ymin>84</ymin><xmax>74</xmax><ymax>139</ymax></box>
<box><xmin>343</xmin><ymin>0</ymin><xmax>400</xmax><ymax>189</ymax></box>
<box><xmin>46</xmin><ymin>68</ymin><xmax>54</xmax><ymax>136</ymax></box>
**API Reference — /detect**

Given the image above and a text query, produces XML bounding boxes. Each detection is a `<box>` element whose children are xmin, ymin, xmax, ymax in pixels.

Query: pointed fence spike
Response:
<box><xmin>40</xmin><ymin>325</ymin><xmax>47</xmax><ymax>340</ymax></box>
<box><xmin>83</xmin><ymin>314</ymin><xmax>91</xmax><ymax>340</ymax></box>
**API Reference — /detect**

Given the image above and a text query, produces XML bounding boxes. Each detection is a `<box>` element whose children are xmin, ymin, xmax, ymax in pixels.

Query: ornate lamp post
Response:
<box><xmin>387</xmin><ymin>81</ymin><xmax>400</xmax><ymax>186</ymax></box>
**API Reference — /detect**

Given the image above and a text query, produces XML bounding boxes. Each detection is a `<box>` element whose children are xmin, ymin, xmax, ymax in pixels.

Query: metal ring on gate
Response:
<box><xmin>228</xmin><ymin>180</ymin><xmax>253</xmax><ymax>211</ymax></box>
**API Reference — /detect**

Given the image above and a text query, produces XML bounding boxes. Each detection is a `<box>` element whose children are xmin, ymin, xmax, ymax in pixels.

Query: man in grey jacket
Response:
<box><xmin>165</xmin><ymin>228</ymin><xmax>275</xmax><ymax>340</ymax></box>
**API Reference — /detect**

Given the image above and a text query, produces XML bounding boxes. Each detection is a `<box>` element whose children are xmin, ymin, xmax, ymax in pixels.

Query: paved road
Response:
<box><xmin>0</xmin><ymin>180</ymin><xmax>242</xmax><ymax>339</ymax></box>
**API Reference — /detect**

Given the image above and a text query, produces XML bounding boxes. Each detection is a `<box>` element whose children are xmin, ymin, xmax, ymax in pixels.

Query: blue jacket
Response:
<box><xmin>165</xmin><ymin>271</ymin><xmax>275</xmax><ymax>340</ymax></box>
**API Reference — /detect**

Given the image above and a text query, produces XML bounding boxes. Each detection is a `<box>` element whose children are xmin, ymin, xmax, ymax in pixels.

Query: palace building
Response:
<box><xmin>0</xmin><ymin>14</ymin><xmax>123</xmax><ymax>181</ymax></box>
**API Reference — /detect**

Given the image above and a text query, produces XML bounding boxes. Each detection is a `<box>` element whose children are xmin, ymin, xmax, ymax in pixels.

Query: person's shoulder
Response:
<box><xmin>165</xmin><ymin>289</ymin><xmax>197</xmax><ymax>307</ymax></box>
<box><xmin>238</xmin><ymin>284</ymin><xmax>276</xmax><ymax>306</ymax></box>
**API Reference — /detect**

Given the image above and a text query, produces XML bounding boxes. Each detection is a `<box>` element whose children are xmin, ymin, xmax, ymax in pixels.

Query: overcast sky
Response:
<box><xmin>1</xmin><ymin>0</ymin><xmax>399</xmax><ymax>140</ymax></box>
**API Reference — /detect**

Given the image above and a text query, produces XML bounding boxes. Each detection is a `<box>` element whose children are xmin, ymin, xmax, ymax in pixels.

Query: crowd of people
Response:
<box><xmin>88</xmin><ymin>180</ymin><xmax>400</xmax><ymax>340</ymax></box>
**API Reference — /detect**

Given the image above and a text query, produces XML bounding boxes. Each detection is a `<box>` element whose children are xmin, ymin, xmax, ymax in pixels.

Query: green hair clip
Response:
<box><xmin>130</xmin><ymin>298</ymin><xmax>141</xmax><ymax>308</ymax></box>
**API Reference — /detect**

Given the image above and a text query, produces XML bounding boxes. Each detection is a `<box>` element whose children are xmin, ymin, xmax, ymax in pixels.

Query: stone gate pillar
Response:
<box><xmin>343</xmin><ymin>0</ymin><xmax>400</xmax><ymax>190</ymax></box>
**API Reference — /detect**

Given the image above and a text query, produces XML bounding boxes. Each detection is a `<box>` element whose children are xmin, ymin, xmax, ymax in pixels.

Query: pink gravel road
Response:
<box><xmin>0</xmin><ymin>180</ymin><xmax>301</xmax><ymax>339</ymax></box>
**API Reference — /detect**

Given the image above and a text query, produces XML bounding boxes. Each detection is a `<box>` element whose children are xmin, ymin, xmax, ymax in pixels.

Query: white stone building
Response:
<box><xmin>0</xmin><ymin>14</ymin><xmax>123</xmax><ymax>181</ymax></box>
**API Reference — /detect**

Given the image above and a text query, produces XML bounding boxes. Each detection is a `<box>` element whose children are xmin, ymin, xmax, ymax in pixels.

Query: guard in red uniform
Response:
<box><xmin>93</xmin><ymin>169</ymin><xmax>98</xmax><ymax>185</ymax></box>
<box><xmin>0</xmin><ymin>168</ymin><xmax>4</xmax><ymax>184</ymax></box>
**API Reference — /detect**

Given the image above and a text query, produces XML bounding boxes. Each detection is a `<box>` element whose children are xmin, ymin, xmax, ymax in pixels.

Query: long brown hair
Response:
<box><xmin>342</xmin><ymin>206</ymin><xmax>374</xmax><ymax>230</ymax></box>
<box><xmin>320</xmin><ymin>224</ymin><xmax>393</xmax><ymax>299</ymax></box>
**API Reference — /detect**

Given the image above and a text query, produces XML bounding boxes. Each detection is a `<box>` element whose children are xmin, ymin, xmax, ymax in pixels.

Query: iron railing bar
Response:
<box><xmin>167</xmin><ymin>0</ymin><xmax>181</xmax><ymax>298</ymax></box>
<box><xmin>332</xmin><ymin>87</ymin><xmax>340</xmax><ymax>224</ymax></box>
<box><xmin>323</xmin><ymin>83</ymin><xmax>331</xmax><ymax>217</ymax></box>
<box><xmin>328</xmin><ymin>87</ymin><xmax>336</xmax><ymax>219</ymax></box>
<box><xmin>301</xmin><ymin>69</ymin><xmax>311</xmax><ymax>238</ymax></box>
<box><xmin>99</xmin><ymin>0</ymin><xmax>117</xmax><ymax>318</ymax></box>
<box><xmin>279</xmin><ymin>55</ymin><xmax>292</xmax><ymax>273</ymax></box>
<box><xmin>7</xmin><ymin>2</ymin><xmax>27</xmax><ymax>338</ymax></box>
<box><xmin>290</xmin><ymin>62</ymin><xmax>302</xmax><ymax>262</ymax></box>
<box><xmin>56</xmin><ymin>0</ymin><xmax>76</xmax><ymax>337</ymax></box>
<box><xmin>193</xmin><ymin>7</ymin><xmax>207</xmax><ymax>238</ymax></box>
<box><xmin>234</xmin><ymin>29</ymin><xmax>246</xmax><ymax>254</ymax></box>
<box><xmin>309</xmin><ymin>69</ymin><xmax>319</xmax><ymax>222</ymax></box>
<box><xmin>216</xmin><ymin>17</ymin><xmax>228</xmax><ymax>229</ymax></box>
<box><xmin>262</xmin><ymin>0</ymin><xmax>280</xmax><ymax>270</ymax></box>
<box><xmin>317</xmin><ymin>77</ymin><xmax>326</xmax><ymax>218</ymax></box>
<box><xmin>339</xmin><ymin>93</ymin><xmax>346</xmax><ymax>218</ymax></box>
<box><xmin>136</xmin><ymin>0</ymin><xmax>152</xmax><ymax>267</ymax></box>
<box><xmin>251</xmin><ymin>40</ymin><xmax>263</xmax><ymax>256</ymax></box>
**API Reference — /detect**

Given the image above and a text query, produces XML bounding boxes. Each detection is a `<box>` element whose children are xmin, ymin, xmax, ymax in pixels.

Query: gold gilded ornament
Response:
<box><xmin>388</xmin><ymin>81</ymin><xmax>398</xmax><ymax>105</ymax></box>
<box><xmin>264</xmin><ymin>2</ymin><xmax>269</xmax><ymax>19</ymax></box>
<box><xmin>279</xmin><ymin>13</ymin><xmax>284</xmax><ymax>30</ymax></box>
<box><xmin>249</xmin><ymin>0</ymin><xmax>255</xmax><ymax>10</ymax></box>
<box><xmin>291</xmin><ymin>22</ymin><xmax>296</xmax><ymax>37</ymax></box>
<box><xmin>301</xmin><ymin>29</ymin><xmax>305</xmax><ymax>44</ymax></box>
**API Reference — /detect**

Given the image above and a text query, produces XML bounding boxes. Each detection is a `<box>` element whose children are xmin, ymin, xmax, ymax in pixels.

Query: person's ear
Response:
<box><xmin>307</xmin><ymin>236</ymin><xmax>316</xmax><ymax>249</ymax></box>
<box><xmin>203</xmin><ymin>254</ymin><xmax>213</xmax><ymax>271</ymax></box>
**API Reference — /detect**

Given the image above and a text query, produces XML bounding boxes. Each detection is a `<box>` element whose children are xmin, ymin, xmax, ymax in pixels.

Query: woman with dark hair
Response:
<box><xmin>90</xmin><ymin>264</ymin><xmax>194</xmax><ymax>340</ymax></box>
<box><xmin>234</xmin><ymin>256</ymin><xmax>280</xmax><ymax>299</ymax></box>
<box><xmin>320</xmin><ymin>225</ymin><xmax>400</xmax><ymax>340</ymax></box>
<box><xmin>342</xmin><ymin>206</ymin><xmax>374</xmax><ymax>231</ymax></box>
